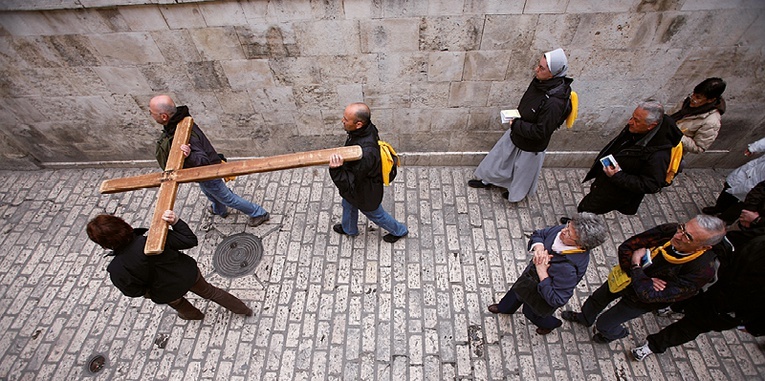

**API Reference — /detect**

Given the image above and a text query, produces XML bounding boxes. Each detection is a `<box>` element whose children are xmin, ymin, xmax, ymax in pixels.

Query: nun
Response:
<box><xmin>469</xmin><ymin>48</ymin><xmax>574</xmax><ymax>202</ymax></box>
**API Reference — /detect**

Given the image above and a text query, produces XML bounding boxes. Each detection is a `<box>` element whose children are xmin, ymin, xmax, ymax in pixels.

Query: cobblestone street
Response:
<box><xmin>0</xmin><ymin>166</ymin><xmax>763</xmax><ymax>380</ymax></box>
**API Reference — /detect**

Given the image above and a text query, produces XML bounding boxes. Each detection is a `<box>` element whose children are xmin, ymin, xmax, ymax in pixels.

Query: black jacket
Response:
<box><xmin>510</xmin><ymin>77</ymin><xmax>572</xmax><ymax>152</ymax></box>
<box><xmin>581</xmin><ymin>115</ymin><xmax>683</xmax><ymax>214</ymax></box>
<box><xmin>106</xmin><ymin>219</ymin><xmax>199</xmax><ymax>304</ymax></box>
<box><xmin>160</xmin><ymin>106</ymin><xmax>221</xmax><ymax>168</ymax></box>
<box><xmin>329</xmin><ymin>122</ymin><xmax>383</xmax><ymax>211</ymax></box>
<box><xmin>727</xmin><ymin>180</ymin><xmax>765</xmax><ymax>249</ymax></box>
<box><xmin>695</xmin><ymin>235</ymin><xmax>765</xmax><ymax>336</ymax></box>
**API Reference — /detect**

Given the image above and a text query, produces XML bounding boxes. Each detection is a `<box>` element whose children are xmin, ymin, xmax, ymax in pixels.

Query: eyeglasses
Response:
<box><xmin>562</xmin><ymin>222</ymin><xmax>581</xmax><ymax>246</ymax></box>
<box><xmin>676</xmin><ymin>223</ymin><xmax>694</xmax><ymax>242</ymax></box>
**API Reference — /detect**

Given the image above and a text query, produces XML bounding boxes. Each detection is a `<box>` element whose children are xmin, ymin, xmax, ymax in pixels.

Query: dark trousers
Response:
<box><xmin>711</xmin><ymin>182</ymin><xmax>744</xmax><ymax>224</ymax></box>
<box><xmin>167</xmin><ymin>269</ymin><xmax>251</xmax><ymax>319</ymax></box>
<box><xmin>579</xmin><ymin>282</ymin><xmax>657</xmax><ymax>340</ymax></box>
<box><xmin>647</xmin><ymin>308</ymin><xmax>739</xmax><ymax>353</ymax></box>
<box><xmin>497</xmin><ymin>289</ymin><xmax>562</xmax><ymax>330</ymax></box>
<box><xmin>577</xmin><ymin>182</ymin><xmax>641</xmax><ymax>215</ymax></box>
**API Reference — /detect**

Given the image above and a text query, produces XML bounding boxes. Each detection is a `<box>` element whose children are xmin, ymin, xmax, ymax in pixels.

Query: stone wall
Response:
<box><xmin>0</xmin><ymin>0</ymin><xmax>763</xmax><ymax>170</ymax></box>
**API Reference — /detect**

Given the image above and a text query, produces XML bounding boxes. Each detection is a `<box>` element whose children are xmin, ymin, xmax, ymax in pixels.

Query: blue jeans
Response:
<box><xmin>198</xmin><ymin>179</ymin><xmax>267</xmax><ymax>218</ymax></box>
<box><xmin>341</xmin><ymin>199</ymin><xmax>408</xmax><ymax>236</ymax></box>
<box><xmin>580</xmin><ymin>282</ymin><xmax>655</xmax><ymax>341</ymax></box>
<box><xmin>497</xmin><ymin>289</ymin><xmax>562</xmax><ymax>330</ymax></box>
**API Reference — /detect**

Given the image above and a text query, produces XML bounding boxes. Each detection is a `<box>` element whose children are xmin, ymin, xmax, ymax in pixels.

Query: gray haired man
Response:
<box><xmin>577</xmin><ymin>101</ymin><xmax>683</xmax><ymax>215</ymax></box>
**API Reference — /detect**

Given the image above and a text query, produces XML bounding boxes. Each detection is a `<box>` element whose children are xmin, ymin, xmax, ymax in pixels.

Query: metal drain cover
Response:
<box><xmin>213</xmin><ymin>233</ymin><xmax>263</xmax><ymax>278</ymax></box>
<box><xmin>86</xmin><ymin>354</ymin><xmax>106</xmax><ymax>374</ymax></box>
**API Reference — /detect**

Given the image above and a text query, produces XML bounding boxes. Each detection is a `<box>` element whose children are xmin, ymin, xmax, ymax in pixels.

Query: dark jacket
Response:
<box><xmin>329</xmin><ymin>122</ymin><xmax>383</xmax><ymax>211</ymax></box>
<box><xmin>510</xmin><ymin>77</ymin><xmax>572</xmax><ymax>152</ymax></box>
<box><xmin>524</xmin><ymin>224</ymin><xmax>590</xmax><ymax>308</ymax></box>
<box><xmin>580</xmin><ymin>114</ymin><xmax>683</xmax><ymax>215</ymax></box>
<box><xmin>159</xmin><ymin>105</ymin><xmax>221</xmax><ymax>169</ymax></box>
<box><xmin>701</xmin><ymin>235</ymin><xmax>765</xmax><ymax>336</ymax></box>
<box><xmin>106</xmin><ymin>219</ymin><xmax>199</xmax><ymax>304</ymax></box>
<box><xmin>619</xmin><ymin>223</ymin><xmax>716</xmax><ymax>307</ymax></box>
<box><xmin>726</xmin><ymin>180</ymin><xmax>765</xmax><ymax>256</ymax></box>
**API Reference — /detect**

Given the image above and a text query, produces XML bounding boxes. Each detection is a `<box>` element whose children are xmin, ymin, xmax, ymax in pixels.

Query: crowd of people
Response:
<box><xmin>85</xmin><ymin>47</ymin><xmax>763</xmax><ymax>365</ymax></box>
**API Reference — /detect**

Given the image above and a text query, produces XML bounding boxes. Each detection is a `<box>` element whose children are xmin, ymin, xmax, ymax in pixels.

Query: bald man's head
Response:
<box><xmin>341</xmin><ymin>103</ymin><xmax>370</xmax><ymax>132</ymax></box>
<box><xmin>149</xmin><ymin>95</ymin><xmax>177</xmax><ymax>125</ymax></box>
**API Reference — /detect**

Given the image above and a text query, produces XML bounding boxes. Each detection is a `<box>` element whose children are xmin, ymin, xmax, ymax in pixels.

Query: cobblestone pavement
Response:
<box><xmin>0</xmin><ymin>166</ymin><xmax>763</xmax><ymax>381</ymax></box>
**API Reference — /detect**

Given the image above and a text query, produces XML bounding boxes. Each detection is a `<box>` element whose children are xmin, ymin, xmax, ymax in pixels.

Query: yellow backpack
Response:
<box><xmin>665</xmin><ymin>142</ymin><xmax>683</xmax><ymax>186</ymax></box>
<box><xmin>379</xmin><ymin>140</ymin><xmax>399</xmax><ymax>186</ymax></box>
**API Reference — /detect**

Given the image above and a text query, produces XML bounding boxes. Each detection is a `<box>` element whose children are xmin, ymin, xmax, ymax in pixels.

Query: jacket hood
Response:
<box><xmin>163</xmin><ymin>106</ymin><xmax>191</xmax><ymax>135</ymax></box>
<box><xmin>532</xmin><ymin>76</ymin><xmax>572</xmax><ymax>100</ymax></box>
<box><xmin>634</xmin><ymin>114</ymin><xmax>683</xmax><ymax>150</ymax></box>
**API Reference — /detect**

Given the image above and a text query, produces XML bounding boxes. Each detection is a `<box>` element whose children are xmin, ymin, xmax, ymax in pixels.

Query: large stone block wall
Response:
<box><xmin>0</xmin><ymin>0</ymin><xmax>763</xmax><ymax>169</ymax></box>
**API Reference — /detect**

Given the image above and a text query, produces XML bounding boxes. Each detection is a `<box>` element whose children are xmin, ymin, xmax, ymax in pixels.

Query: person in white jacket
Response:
<box><xmin>702</xmin><ymin>137</ymin><xmax>765</xmax><ymax>223</ymax></box>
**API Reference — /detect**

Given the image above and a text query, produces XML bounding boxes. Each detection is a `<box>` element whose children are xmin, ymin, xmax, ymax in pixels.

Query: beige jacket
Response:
<box><xmin>670</xmin><ymin>107</ymin><xmax>722</xmax><ymax>154</ymax></box>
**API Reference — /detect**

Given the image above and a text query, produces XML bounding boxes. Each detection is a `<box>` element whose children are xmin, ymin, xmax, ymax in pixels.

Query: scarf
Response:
<box><xmin>670</xmin><ymin>96</ymin><xmax>726</xmax><ymax>122</ymax></box>
<box><xmin>650</xmin><ymin>241</ymin><xmax>707</xmax><ymax>264</ymax></box>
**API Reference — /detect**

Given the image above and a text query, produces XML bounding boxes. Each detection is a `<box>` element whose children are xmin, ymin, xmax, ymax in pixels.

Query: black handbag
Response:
<box><xmin>510</xmin><ymin>266</ymin><xmax>556</xmax><ymax>317</ymax></box>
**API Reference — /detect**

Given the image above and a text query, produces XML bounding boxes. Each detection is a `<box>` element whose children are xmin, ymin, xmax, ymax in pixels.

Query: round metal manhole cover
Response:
<box><xmin>213</xmin><ymin>233</ymin><xmax>263</xmax><ymax>278</ymax></box>
<box><xmin>86</xmin><ymin>354</ymin><xmax>106</xmax><ymax>374</ymax></box>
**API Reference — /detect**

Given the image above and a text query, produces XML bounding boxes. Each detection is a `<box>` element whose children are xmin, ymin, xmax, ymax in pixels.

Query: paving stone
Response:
<box><xmin>0</xmin><ymin>167</ymin><xmax>763</xmax><ymax>380</ymax></box>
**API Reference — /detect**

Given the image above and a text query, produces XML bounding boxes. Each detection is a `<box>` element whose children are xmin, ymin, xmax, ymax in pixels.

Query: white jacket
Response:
<box><xmin>726</xmin><ymin>137</ymin><xmax>765</xmax><ymax>200</ymax></box>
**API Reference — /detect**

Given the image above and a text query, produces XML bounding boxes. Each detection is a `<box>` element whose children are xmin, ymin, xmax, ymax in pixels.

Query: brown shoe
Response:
<box><xmin>536</xmin><ymin>327</ymin><xmax>554</xmax><ymax>335</ymax></box>
<box><xmin>487</xmin><ymin>304</ymin><xmax>501</xmax><ymax>314</ymax></box>
<box><xmin>248</xmin><ymin>213</ymin><xmax>270</xmax><ymax>227</ymax></box>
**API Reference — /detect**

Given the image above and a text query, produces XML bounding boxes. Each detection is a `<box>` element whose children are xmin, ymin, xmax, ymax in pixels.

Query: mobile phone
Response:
<box><xmin>640</xmin><ymin>251</ymin><xmax>652</xmax><ymax>268</ymax></box>
<box><xmin>600</xmin><ymin>154</ymin><xmax>618</xmax><ymax>169</ymax></box>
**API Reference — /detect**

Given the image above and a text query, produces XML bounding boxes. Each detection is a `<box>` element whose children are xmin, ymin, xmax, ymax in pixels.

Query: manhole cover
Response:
<box><xmin>213</xmin><ymin>233</ymin><xmax>263</xmax><ymax>278</ymax></box>
<box><xmin>86</xmin><ymin>354</ymin><xmax>106</xmax><ymax>374</ymax></box>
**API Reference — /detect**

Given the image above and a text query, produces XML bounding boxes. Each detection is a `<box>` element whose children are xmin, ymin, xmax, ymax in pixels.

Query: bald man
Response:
<box><xmin>149</xmin><ymin>95</ymin><xmax>270</xmax><ymax>227</ymax></box>
<box><xmin>328</xmin><ymin>103</ymin><xmax>408</xmax><ymax>243</ymax></box>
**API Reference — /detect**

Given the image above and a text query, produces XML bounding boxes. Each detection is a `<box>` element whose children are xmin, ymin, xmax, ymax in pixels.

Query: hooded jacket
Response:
<box><xmin>582</xmin><ymin>114</ymin><xmax>683</xmax><ymax>214</ymax></box>
<box><xmin>329</xmin><ymin>122</ymin><xmax>384</xmax><ymax>211</ymax></box>
<box><xmin>510</xmin><ymin>76</ymin><xmax>573</xmax><ymax>152</ymax></box>
<box><xmin>669</xmin><ymin>97</ymin><xmax>726</xmax><ymax>154</ymax></box>
<box><xmin>158</xmin><ymin>105</ymin><xmax>221</xmax><ymax>169</ymax></box>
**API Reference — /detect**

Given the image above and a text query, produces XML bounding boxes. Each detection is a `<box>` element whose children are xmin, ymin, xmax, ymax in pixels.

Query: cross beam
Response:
<box><xmin>99</xmin><ymin>117</ymin><xmax>362</xmax><ymax>254</ymax></box>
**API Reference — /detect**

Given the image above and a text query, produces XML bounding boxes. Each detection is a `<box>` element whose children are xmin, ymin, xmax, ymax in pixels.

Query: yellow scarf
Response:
<box><xmin>651</xmin><ymin>241</ymin><xmax>707</xmax><ymax>264</ymax></box>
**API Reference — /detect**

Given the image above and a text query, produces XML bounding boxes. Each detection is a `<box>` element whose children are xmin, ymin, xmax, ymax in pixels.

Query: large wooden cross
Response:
<box><xmin>99</xmin><ymin>117</ymin><xmax>362</xmax><ymax>254</ymax></box>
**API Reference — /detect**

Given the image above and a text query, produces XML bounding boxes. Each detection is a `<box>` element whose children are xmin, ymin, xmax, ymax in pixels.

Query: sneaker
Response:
<box><xmin>468</xmin><ymin>179</ymin><xmax>492</xmax><ymax>189</ymax></box>
<box><xmin>208</xmin><ymin>206</ymin><xmax>229</xmax><ymax>218</ymax></box>
<box><xmin>631</xmin><ymin>341</ymin><xmax>653</xmax><ymax>361</ymax></box>
<box><xmin>383</xmin><ymin>232</ymin><xmax>408</xmax><ymax>243</ymax></box>
<box><xmin>247</xmin><ymin>213</ymin><xmax>270</xmax><ymax>227</ymax></box>
<box><xmin>561</xmin><ymin>310</ymin><xmax>587</xmax><ymax>326</ymax></box>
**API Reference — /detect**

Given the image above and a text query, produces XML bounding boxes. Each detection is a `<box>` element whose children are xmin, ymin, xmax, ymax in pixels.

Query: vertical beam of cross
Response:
<box><xmin>145</xmin><ymin>117</ymin><xmax>193</xmax><ymax>254</ymax></box>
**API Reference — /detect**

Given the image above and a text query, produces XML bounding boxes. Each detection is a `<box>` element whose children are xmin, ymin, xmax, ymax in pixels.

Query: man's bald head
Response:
<box><xmin>149</xmin><ymin>95</ymin><xmax>177</xmax><ymax>125</ymax></box>
<box><xmin>341</xmin><ymin>102</ymin><xmax>371</xmax><ymax>132</ymax></box>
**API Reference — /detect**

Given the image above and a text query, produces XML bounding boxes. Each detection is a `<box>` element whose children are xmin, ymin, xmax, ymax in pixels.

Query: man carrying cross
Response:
<box><xmin>149</xmin><ymin>95</ymin><xmax>270</xmax><ymax>227</ymax></box>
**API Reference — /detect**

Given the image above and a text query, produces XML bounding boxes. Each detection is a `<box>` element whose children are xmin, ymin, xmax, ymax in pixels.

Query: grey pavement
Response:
<box><xmin>0</xmin><ymin>166</ymin><xmax>763</xmax><ymax>381</ymax></box>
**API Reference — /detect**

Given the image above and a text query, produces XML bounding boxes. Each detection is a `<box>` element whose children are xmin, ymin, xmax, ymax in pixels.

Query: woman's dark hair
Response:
<box><xmin>86</xmin><ymin>214</ymin><xmax>135</xmax><ymax>250</ymax></box>
<box><xmin>693</xmin><ymin>77</ymin><xmax>726</xmax><ymax>100</ymax></box>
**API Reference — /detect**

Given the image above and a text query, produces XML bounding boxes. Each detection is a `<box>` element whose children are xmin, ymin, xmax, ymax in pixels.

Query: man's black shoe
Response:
<box><xmin>701</xmin><ymin>206</ymin><xmax>720</xmax><ymax>215</ymax></box>
<box><xmin>332</xmin><ymin>223</ymin><xmax>348</xmax><ymax>235</ymax></box>
<box><xmin>383</xmin><ymin>232</ymin><xmax>407</xmax><ymax>243</ymax></box>
<box><xmin>559</xmin><ymin>217</ymin><xmax>571</xmax><ymax>224</ymax></box>
<box><xmin>468</xmin><ymin>179</ymin><xmax>492</xmax><ymax>189</ymax></box>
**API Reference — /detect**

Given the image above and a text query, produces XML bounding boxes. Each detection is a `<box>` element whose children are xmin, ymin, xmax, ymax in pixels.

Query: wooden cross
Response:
<box><xmin>99</xmin><ymin>116</ymin><xmax>362</xmax><ymax>254</ymax></box>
